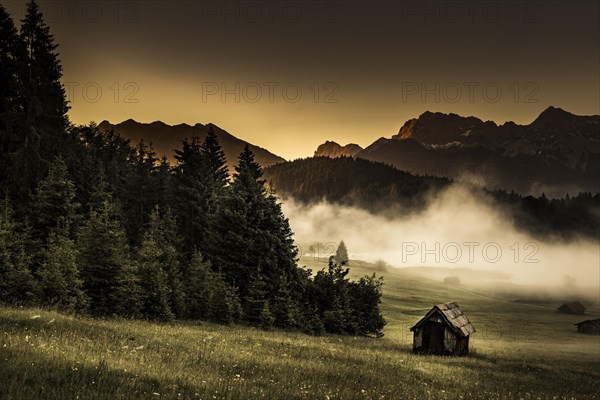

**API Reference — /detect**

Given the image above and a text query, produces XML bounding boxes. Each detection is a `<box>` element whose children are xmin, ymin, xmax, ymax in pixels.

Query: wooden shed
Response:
<box><xmin>557</xmin><ymin>301</ymin><xmax>586</xmax><ymax>315</ymax></box>
<box><xmin>574</xmin><ymin>318</ymin><xmax>600</xmax><ymax>335</ymax></box>
<box><xmin>409</xmin><ymin>302</ymin><xmax>475</xmax><ymax>355</ymax></box>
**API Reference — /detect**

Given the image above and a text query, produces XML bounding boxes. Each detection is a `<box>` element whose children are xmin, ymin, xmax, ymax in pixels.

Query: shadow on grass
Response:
<box><xmin>0</xmin><ymin>346</ymin><xmax>202</xmax><ymax>400</ymax></box>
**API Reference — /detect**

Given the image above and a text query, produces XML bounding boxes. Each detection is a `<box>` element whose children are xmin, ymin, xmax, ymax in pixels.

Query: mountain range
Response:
<box><xmin>97</xmin><ymin>120</ymin><xmax>285</xmax><ymax>170</ymax></box>
<box><xmin>316</xmin><ymin>107</ymin><xmax>600</xmax><ymax>195</ymax></box>
<box><xmin>98</xmin><ymin>107</ymin><xmax>599</xmax><ymax>196</ymax></box>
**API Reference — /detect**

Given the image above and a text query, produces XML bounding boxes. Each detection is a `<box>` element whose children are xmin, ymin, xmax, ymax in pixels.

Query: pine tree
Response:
<box><xmin>160</xmin><ymin>207</ymin><xmax>186</xmax><ymax>318</ymax></box>
<box><xmin>271</xmin><ymin>273</ymin><xmax>299</xmax><ymax>328</ymax></box>
<box><xmin>77</xmin><ymin>192</ymin><xmax>140</xmax><ymax>317</ymax></box>
<box><xmin>209</xmin><ymin>277</ymin><xmax>242</xmax><ymax>324</ymax></box>
<box><xmin>335</xmin><ymin>240</ymin><xmax>349</xmax><ymax>265</ymax></box>
<box><xmin>183</xmin><ymin>250</ymin><xmax>214</xmax><ymax>319</ymax></box>
<box><xmin>201</xmin><ymin>125</ymin><xmax>229</xmax><ymax>192</ymax></box>
<box><xmin>37</xmin><ymin>227</ymin><xmax>87</xmax><ymax>312</ymax></box>
<box><xmin>0</xmin><ymin>196</ymin><xmax>37</xmax><ymax>304</ymax></box>
<box><xmin>19</xmin><ymin>0</ymin><xmax>69</xmax><ymax>144</ymax></box>
<box><xmin>183</xmin><ymin>250</ymin><xmax>241</xmax><ymax>323</ymax></box>
<box><xmin>31</xmin><ymin>156</ymin><xmax>79</xmax><ymax>239</ymax></box>
<box><xmin>210</xmin><ymin>146</ymin><xmax>293</xmax><ymax>292</ymax></box>
<box><xmin>123</xmin><ymin>141</ymin><xmax>159</xmax><ymax>242</ymax></box>
<box><xmin>243</xmin><ymin>270</ymin><xmax>268</xmax><ymax>324</ymax></box>
<box><xmin>136</xmin><ymin>206</ymin><xmax>175</xmax><ymax>322</ymax></box>
<box><xmin>260</xmin><ymin>301</ymin><xmax>275</xmax><ymax>330</ymax></box>
<box><xmin>6</xmin><ymin>0</ymin><xmax>69</xmax><ymax>199</ymax></box>
<box><xmin>173</xmin><ymin>128</ymin><xmax>229</xmax><ymax>255</ymax></box>
<box><xmin>173</xmin><ymin>137</ymin><xmax>206</xmax><ymax>254</ymax></box>
<box><xmin>0</xmin><ymin>3</ymin><xmax>23</xmax><ymax>161</ymax></box>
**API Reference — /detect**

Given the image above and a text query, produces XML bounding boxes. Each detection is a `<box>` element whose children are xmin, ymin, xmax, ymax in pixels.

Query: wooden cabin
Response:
<box><xmin>410</xmin><ymin>302</ymin><xmax>475</xmax><ymax>355</ymax></box>
<box><xmin>557</xmin><ymin>301</ymin><xmax>586</xmax><ymax>315</ymax></box>
<box><xmin>574</xmin><ymin>318</ymin><xmax>600</xmax><ymax>335</ymax></box>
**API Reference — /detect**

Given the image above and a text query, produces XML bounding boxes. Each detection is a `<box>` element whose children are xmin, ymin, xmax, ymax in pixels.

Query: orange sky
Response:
<box><xmin>4</xmin><ymin>1</ymin><xmax>599</xmax><ymax>159</ymax></box>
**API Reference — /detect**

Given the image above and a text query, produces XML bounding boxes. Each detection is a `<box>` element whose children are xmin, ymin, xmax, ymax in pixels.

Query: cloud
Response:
<box><xmin>282</xmin><ymin>184</ymin><xmax>599</xmax><ymax>287</ymax></box>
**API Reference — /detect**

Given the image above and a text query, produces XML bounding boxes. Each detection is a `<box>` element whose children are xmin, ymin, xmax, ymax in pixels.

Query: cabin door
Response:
<box><xmin>423</xmin><ymin>322</ymin><xmax>444</xmax><ymax>353</ymax></box>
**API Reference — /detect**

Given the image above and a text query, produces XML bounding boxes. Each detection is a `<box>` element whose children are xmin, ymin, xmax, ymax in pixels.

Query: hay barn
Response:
<box><xmin>574</xmin><ymin>318</ymin><xmax>600</xmax><ymax>335</ymax></box>
<box><xmin>557</xmin><ymin>301</ymin><xmax>586</xmax><ymax>315</ymax></box>
<box><xmin>409</xmin><ymin>302</ymin><xmax>475</xmax><ymax>355</ymax></box>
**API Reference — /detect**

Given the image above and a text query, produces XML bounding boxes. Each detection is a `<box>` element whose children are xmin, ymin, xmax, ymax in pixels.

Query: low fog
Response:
<box><xmin>282</xmin><ymin>185</ymin><xmax>599</xmax><ymax>289</ymax></box>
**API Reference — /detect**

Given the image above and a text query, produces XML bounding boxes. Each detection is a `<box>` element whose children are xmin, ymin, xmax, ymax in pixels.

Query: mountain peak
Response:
<box><xmin>393</xmin><ymin>111</ymin><xmax>485</xmax><ymax>145</ymax></box>
<box><xmin>314</xmin><ymin>141</ymin><xmax>363</xmax><ymax>158</ymax></box>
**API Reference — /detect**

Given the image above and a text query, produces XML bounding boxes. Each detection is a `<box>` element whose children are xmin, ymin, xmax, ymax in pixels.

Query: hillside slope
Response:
<box><xmin>1</xmin><ymin>262</ymin><xmax>598</xmax><ymax>399</ymax></box>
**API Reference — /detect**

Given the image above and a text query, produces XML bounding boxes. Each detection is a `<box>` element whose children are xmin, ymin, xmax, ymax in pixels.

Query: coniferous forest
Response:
<box><xmin>0</xmin><ymin>2</ymin><xmax>385</xmax><ymax>336</ymax></box>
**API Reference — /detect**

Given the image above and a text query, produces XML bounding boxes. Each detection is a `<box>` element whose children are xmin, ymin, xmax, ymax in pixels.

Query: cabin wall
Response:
<box><xmin>577</xmin><ymin>323</ymin><xmax>600</xmax><ymax>335</ymax></box>
<box><xmin>443</xmin><ymin>327</ymin><xmax>457</xmax><ymax>351</ymax></box>
<box><xmin>413</xmin><ymin>328</ymin><xmax>423</xmax><ymax>348</ymax></box>
<box><xmin>455</xmin><ymin>336</ymin><xmax>470</xmax><ymax>354</ymax></box>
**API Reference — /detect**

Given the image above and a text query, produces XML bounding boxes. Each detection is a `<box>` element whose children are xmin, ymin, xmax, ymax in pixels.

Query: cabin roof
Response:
<box><xmin>558</xmin><ymin>301</ymin><xmax>586</xmax><ymax>313</ymax></box>
<box><xmin>409</xmin><ymin>302</ymin><xmax>475</xmax><ymax>337</ymax></box>
<box><xmin>574</xmin><ymin>318</ymin><xmax>600</xmax><ymax>327</ymax></box>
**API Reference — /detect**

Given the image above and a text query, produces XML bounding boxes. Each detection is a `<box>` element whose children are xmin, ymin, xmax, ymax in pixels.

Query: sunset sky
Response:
<box><xmin>4</xmin><ymin>0</ymin><xmax>599</xmax><ymax>159</ymax></box>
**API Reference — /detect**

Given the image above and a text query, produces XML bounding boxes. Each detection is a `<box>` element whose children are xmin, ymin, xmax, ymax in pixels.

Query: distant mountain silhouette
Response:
<box><xmin>356</xmin><ymin>107</ymin><xmax>600</xmax><ymax>195</ymax></box>
<box><xmin>314</xmin><ymin>141</ymin><xmax>363</xmax><ymax>158</ymax></box>
<box><xmin>97</xmin><ymin>120</ymin><xmax>286</xmax><ymax>169</ymax></box>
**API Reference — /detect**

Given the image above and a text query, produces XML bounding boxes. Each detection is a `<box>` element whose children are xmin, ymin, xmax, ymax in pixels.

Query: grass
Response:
<box><xmin>1</xmin><ymin>257</ymin><xmax>599</xmax><ymax>399</ymax></box>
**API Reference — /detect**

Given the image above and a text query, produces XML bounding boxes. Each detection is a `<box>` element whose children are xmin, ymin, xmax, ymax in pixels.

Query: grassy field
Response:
<box><xmin>1</xmin><ymin>258</ymin><xmax>599</xmax><ymax>399</ymax></box>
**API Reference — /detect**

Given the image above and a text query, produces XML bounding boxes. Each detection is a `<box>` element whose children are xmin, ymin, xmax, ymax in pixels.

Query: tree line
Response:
<box><xmin>263</xmin><ymin>156</ymin><xmax>600</xmax><ymax>240</ymax></box>
<box><xmin>0</xmin><ymin>1</ymin><xmax>386</xmax><ymax>336</ymax></box>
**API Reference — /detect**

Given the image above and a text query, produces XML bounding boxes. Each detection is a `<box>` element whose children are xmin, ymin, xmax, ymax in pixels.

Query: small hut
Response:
<box><xmin>409</xmin><ymin>302</ymin><xmax>475</xmax><ymax>355</ymax></box>
<box><xmin>557</xmin><ymin>301</ymin><xmax>586</xmax><ymax>315</ymax></box>
<box><xmin>574</xmin><ymin>318</ymin><xmax>600</xmax><ymax>335</ymax></box>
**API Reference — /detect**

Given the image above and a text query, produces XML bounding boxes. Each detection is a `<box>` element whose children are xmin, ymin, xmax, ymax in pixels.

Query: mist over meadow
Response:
<box><xmin>283</xmin><ymin>184</ymin><xmax>600</xmax><ymax>288</ymax></box>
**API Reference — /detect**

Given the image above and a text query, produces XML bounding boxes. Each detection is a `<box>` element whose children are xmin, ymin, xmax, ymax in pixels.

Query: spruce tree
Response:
<box><xmin>209</xmin><ymin>145</ymin><xmax>300</xmax><ymax>320</ymax></box>
<box><xmin>37</xmin><ymin>227</ymin><xmax>87</xmax><ymax>312</ymax></box>
<box><xmin>173</xmin><ymin>137</ymin><xmax>206</xmax><ymax>254</ymax></box>
<box><xmin>123</xmin><ymin>142</ymin><xmax>159</xmax><ymax>242</ymax></box>
<box><xmin>335</xmin><ymin>240</ymin><xmax>349</xmax><ymax>265</ymax></box>
<box><xmin>136</xmin><ymin>206</ymin><xmax>177</xmax><ymax>322</ymax></box>
<box><xmin>0</xmin><ymin>3</ymin><xmax>23</xmax><ymax>162</ymax></box>
<box><xmin>183</xmin><ymin>250</ymin><xmax>214</xmax><ymax>319</ymax></box>
<box><xmin>183</xmin><ymin>250</ymin><xmax>241</xmax><ymax>323</ymax></box>
<box><xmin>271</xmin><ymin>273</ymin><xmax>299</xmax><ymax>328</ymax></box>
<box><xmin>209</xmin><ymin>277</ymin><xmax>242</xmax><ymax>324</ymax></box>
<box><xmin>201</xmin><ymin>125</ymin><xmax>229</xmax><ymax>192</ymax></box>
<box><xmin>0</xmin><ymin>196</ymin><xmax>37</xmax><ymax>304</ymax></box>
<box><xmin>243</xmin><ymin>270</ymin><xmax>268</xmax><ymax>324</ymax></box>
<box><xmin>19</xmin><ymin>0</ymin><xmax>69</xmax><ymax>144</ymax></box>
<box><xmin>160</xmin><ymin>207</ymin><xmax>186</xmax><ymax>318</ymax></box>
<box><xmin>31</xmin><ymin>156</ymin><xmax>79</xmax><ymax>240</ymax></box>
<box><xmin>7</xmin><ymin>0</ymin><xmax>69</xmax><ymax>198</ymax></box>
<box><xmin>174</xmin><ymin>128</ymin><xmax>229</xmax><ymax>255</ymax></box>
<box><xmin>77</xmin><ymin>191</ymin><xmax>140</xmax><ymax>317</ymax></box>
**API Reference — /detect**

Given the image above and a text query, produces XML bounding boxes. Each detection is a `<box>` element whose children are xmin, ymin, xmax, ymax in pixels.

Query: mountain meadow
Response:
<box><xmin>2</xmin><ymin>258</ymin><xmax>599</xmax><ymax>399</ymax></box>
<box><xmin>1</xmin><ymin>2</ymin><xmax>599</xmax><ymax>399</ymax></box>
